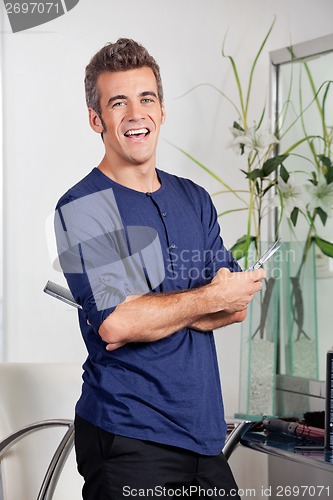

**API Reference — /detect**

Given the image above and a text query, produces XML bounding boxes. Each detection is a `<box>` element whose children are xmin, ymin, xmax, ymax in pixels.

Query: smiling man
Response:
<box><xmin>54</xmin><ymin>39</ymin><xmax>265</xmax><ymax>499</ymax></box>
<box><xmin>89</xmin><ymin>67</ymin><xmax>165</xmax><ymax>187</ymax></box>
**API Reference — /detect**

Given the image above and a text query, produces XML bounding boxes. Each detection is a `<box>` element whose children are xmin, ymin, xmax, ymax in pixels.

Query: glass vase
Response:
<box><xmin>236</xmin><ymin>242</ymin><xmax>280</xmax><ymax>420</ymax></box>
<box><xmin>279</xmin><ymin>241</ymin><xmax>318</xmax><ymax>379</ymax></box>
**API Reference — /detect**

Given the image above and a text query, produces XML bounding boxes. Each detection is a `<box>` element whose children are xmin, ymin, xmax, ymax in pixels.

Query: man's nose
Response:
<box><xmin>126</xmin><ymin>101</ymin><xmax>144</xmax><ymax>121</ymax></box>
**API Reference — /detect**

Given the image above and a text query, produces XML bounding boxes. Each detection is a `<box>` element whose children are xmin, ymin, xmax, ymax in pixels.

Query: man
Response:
<box><xmin>55</xmin><ymin>38</ymin><xmax>265</xmax><ymax>499</ymax></box>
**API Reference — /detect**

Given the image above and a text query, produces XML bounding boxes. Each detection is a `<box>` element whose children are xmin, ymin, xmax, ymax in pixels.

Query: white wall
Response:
<box><xmin>1</xmin><ymin>0</ymin><xmax>333</xmax><ymax>417</ymax></box>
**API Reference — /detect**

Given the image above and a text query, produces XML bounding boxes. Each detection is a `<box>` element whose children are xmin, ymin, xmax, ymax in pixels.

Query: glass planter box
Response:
<box><xmin>279</xmin><ymin>241</ymin><xmax>318</xmax><ymax>380</ymax></box>
<box><xmin>236</xmin><ymin>242</ymin><xmax>280</xmax><ymax>420</ymax></box>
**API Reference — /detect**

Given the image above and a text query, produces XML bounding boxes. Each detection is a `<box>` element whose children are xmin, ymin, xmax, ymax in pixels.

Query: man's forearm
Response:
<box><xmin>100</xmin><ymin>286</ymin><xmax>215</xmax><ymax>349</ymax></box>
<box><xmin>100</xmin><ymin>268</ymin><xmax>265</xmax><ymax>350</ymax></box>
<box><xmin>189</xmin><ymin>309</ymin><xmax>247</xmax><ymax>332</ymax></box>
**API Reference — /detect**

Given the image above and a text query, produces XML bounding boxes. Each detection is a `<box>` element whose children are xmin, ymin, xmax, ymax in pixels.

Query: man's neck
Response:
<box><xmin>98</xmin><ymin>157</ymin><xmax>161</xmax><ymax>193</ymax></box>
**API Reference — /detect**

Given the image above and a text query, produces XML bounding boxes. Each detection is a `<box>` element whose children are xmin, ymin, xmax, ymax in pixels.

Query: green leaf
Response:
<box><xmin>257</xmin><ymin>105</ymin><xmax>266</xmax><ymax>129</ymax></box>
<box><xmin>233</xmin><ymin>121</ymin><xmax>244</xmax><ymax>132</ymax></box>
<box><xmin>217</xmin><ymin>207</ymin><xmax>249</xmax><ymax>218</ymax></box>
<box><xmin>280</xmin><ymin>164</ymin><xmax>290</xmax><ymax>183</ymax></box>
<box><xmin>316</xmin><ymin>207</ymin><xmax>328</xmax><ymax>226</ymax></box>
<box><xmin>230</xmin><ymin>235</ymin><xmax>256</xmax><ymax>260</ymax></box>
<box><xmin>262</xmin><ymin>179</ymin><xmax>277</xmax><ymax>197</ymax></box>
<box><xmin>318</xmin><ymin>154</ymin><xmax>332</xmax><ymax>169</ymax></box>
<box><xmin>314</xmin><ymin>236</ymin><xmax>333</xmax><ymax>258</ymax></box>
<box><xmin>255</xmin><ymin>180</ymin><xmax>261</xmax><ymax>196</ymax></box>
<box><xmin>245</xmin><ymin>18</ymin><xmax>276</xmax><ymax>115</ymax></box>
<box><xmin>290</xmin><ymin>207</ymin><xmax>299</xmax><ymax>226</ymax></box>
<box><xmin>326</xmin><ymin>167</ymin><xmax>333</xmax><ymax>185</ymax></box>
<box><xmin>246</xmin><ymin>168</ymin><xmax>262</xmax><ymax>181</ymax></box>
<box><xmin>262</xmin><ymin>154</ymin><xmax>289</xmax><ymax>177</ymax></box>
<box><xmin>310</xmin><ymin>171</ymin><xmax>318</xmax><ymax>185</ymax></box>
<box><xmin>167</xmin><ymin>140</ymin><xmax>247</xmax><ymax>205</ymax></box>
<box><xmin>222</xmin><ymin>32</ymin><xmax>246</xmax><ymax>117</ymax></box>
<box><xmin>286</xmin><ymin>46</ymin><xmax>296</xmax><ymax>59</ymax></box>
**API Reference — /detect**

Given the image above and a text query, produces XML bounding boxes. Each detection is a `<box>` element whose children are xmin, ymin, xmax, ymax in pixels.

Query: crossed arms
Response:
<box><xmin>100</xmin><ymin>267</ymin><xmax>266</xmax><ymax>351</ymax></box>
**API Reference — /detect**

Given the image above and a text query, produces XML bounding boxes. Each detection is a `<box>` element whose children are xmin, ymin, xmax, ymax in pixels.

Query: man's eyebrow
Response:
<box><xmin>106</xmin><ymin>91</ymin><xmax>158</xmax><ymax>107</ymax></box>
<box><xmin>140</xmin><ymin>91</ymin><xmax>158</xmax><ymax>99</ymax></box>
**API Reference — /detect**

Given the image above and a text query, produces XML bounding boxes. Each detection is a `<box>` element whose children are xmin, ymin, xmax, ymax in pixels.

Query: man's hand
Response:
<box><xmin>208</xmin><ymin>267</ymin><xmax>266</xmax><ymax>314</ymax></box>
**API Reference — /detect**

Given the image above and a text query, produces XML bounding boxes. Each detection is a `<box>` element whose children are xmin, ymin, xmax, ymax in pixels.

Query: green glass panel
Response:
<box><xmin>279</xmin><ymin>241</ymin><xmax>318</xmax><ymax>379</ymax></box>
<box><xmin>236</xmin><ymin>242</ymin><xmax>279</xmax><ymax>420</ymax></box>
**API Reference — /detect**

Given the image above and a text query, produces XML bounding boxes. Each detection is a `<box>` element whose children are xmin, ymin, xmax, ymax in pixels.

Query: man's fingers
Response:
<box><xmin>106</xmin><ymin>341</ymin><xmax>127</xmax><ymax>352</ymax></box>
<box><xmin>248</xmin><ymin>268</ymin><xmax>266</xmax><ymax>281</ymax></box>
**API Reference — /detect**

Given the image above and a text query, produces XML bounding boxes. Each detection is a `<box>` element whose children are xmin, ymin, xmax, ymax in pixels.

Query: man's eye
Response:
<box><xmin>142</xmin><ymin>98</ymin><xmax>153</xmax><ymax>103</ymax></box>
<box><xmin>112</xmin><ymin>101</ymin><xmax>126</xmax><ymax>108</ymax></box>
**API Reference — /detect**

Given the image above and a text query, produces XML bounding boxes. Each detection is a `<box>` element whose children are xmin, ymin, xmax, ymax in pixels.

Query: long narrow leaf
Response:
<box><xmin>212</xmin><ymin>189</ymin><xmax>249</xmax><ymax>197</ymax></box>
<box><xmin>281</xmin><ymin>81</ymin><xmax>331</xmax><ymax>140</ymax></box>
<box><xmin>321</xmin><ymin>80</ymin><xmax>332</xmax><ymax>129</ymax></box>
<box><xmin>303</xmin><ymin>62</ymin><xmax>328</xmax><ymax>141</ymax></box>
<box><xmin>218</xmin><ymin>207</ymin><xmax>249</xmax><ymax>218</ymax></box>
<box><xmin>245</xmin><ymin>18</ymin><xmax>276</xmax><ymax>115</ymax></box>
<box><xmin>222</xmin><ymin>30</ymin><xmax>246</xmax><ymax>119</ymax></box>
<box><xmin>277</xmin><ymin>55</ymin><xmax>295</xmax><ymax>134</ymax></box>
<box><xmin>299</xmin><ymin>67</ymin><xmax>321</xmax><ymax>169</ymax></box>
<box><xmin>177</xmin><ymin>82</ymin><xmax>242</xmax><ymax>118</ymax></box>
<box><xmin>166</xmin><ymin>141</ymin><xmax>247</xmax><ymax>205</ymax></box>
<box><xmin>257</xmin><ymin>104</ymin><xmax>266</xmax><ymax>130</ymax></box>
<box><xmin>284</xmin><ymin>135</ymin><xmax>322</xmax><ymax>154</ymax></box>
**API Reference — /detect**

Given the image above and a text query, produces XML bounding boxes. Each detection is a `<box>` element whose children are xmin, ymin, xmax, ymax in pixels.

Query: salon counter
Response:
<box><xmin>238</xmin><ymin>431</ymin><xmax>332</xmax><ymax>500</ymax></box>
<box><xmin>240</xmin><ymin>431</ymin><xmax>333</xmax><ymax>473</ymax></box>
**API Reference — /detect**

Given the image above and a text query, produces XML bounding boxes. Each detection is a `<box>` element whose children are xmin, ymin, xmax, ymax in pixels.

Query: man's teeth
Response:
<box><xmin>125</xmin><ymin>128</ymin><xmax>149</xmax><ymax>136</ymax></box>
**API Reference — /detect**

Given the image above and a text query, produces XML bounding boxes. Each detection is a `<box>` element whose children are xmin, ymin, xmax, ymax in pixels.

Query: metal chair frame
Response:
<box><xmin>0</xmin><ymin>419</ymin><xmax>74</xmax><ymax>500</ymax></box>
<box><xmin>0</xmin><ymin>418</ymin><xmax>251</xmax><ymax>499</ymax></box>
<box><xmin>222</xmin><ymin>420</ymin><xmax>253</xmax><ymax>460</ymax></box>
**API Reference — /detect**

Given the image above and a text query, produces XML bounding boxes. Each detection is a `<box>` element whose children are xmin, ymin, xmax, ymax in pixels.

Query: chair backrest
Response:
<box><xmin>0</xmin><ymin>363</ymin><xmax>84</xmax><ymax>500</ymax></box>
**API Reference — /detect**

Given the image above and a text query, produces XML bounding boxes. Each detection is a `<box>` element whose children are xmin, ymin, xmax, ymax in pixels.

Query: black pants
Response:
<box><xmin>74</xmin><ymin>415</ymin><xmax>241</xmax><ymax>500</ymax></box>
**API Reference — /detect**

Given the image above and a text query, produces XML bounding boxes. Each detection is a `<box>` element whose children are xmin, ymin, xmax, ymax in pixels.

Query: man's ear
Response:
<box><xmin>161</xmin><ymin>101</ymin><xmax>166</xmax><ymax>124</ymax></box>
<box><xmin>88</xmin><ymin>108</ymin><xmax>105</xmax><ymax>133</ymax></box>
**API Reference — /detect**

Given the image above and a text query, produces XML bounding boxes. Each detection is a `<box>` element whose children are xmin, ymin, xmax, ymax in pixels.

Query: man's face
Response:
<box><xmin>89</xmin><ymin>67</ymin><xmax>165</xmax><ymax>169</ymax></box>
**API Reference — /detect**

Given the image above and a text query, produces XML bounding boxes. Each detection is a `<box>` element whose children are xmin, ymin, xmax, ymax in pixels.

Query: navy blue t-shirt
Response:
<box><xmin>55</xmin><ymin>167</ymin><xmax>240</xmax><ymax>456</ymax></box>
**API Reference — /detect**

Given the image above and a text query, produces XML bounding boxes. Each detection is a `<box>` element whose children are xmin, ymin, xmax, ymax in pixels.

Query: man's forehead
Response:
<box><xmin>97</xmin><ymin>67</ymin><xmax>157</xmax><ymax>95</ymax></box>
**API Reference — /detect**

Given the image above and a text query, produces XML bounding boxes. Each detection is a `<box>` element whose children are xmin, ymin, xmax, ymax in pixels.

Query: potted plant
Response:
<box><xmin>173</xmin><ymin>19</ymin><xmax>333</xmax><ymax>417</ymax></box>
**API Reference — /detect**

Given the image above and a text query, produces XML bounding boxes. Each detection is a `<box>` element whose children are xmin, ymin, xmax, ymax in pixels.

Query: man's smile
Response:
<box><xmin>124</xmin><ymin>128</ymin><xmax>150</xmax><ymax>140</ymax></box>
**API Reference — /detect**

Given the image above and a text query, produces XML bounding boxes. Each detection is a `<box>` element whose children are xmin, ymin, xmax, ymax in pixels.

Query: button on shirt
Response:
<box><xmin>55</xmin><ymin>167</ymin><xmax>240</xmax><ymax>456</ymax></box>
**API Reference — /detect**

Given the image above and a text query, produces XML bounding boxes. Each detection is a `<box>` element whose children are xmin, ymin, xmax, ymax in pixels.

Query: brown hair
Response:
<box><xmin>85</xmin><ymin>38</ymin><xmax>164</xmax><ymax>118</ymax></box>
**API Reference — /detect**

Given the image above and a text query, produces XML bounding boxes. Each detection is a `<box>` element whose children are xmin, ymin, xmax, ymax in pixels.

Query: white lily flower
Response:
<box><xmin>306</xmin><ymin>171</ymin><xmax>333</xmax><ymax>217</ymax></box>
<box><xmin>227</xmin><ymin>125</ymin><xmax>246</xmax><ymax>154</ymax></box>
<box><xmin>274</xmin><ymin>175</ymin><xmax>306</xmax><ymax>217</ymax></box>
<box><xmin>228</xmin><ymin>125</ymin><xmax>279</xmax><ymax>156</ymax></box>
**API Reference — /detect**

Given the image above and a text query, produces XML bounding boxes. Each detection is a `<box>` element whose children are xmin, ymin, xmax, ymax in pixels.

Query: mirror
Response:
<box><xmin>270</xmin><ymin>34</ymin><xmax>333</xmax><ymax>382</ymax></box>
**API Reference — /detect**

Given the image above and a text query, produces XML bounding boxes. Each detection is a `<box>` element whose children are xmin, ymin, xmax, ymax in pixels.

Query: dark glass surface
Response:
<box><xmin>241</xmin><ymin>431</ymin><xmax>333</xmax><ymax>473</ymax></box>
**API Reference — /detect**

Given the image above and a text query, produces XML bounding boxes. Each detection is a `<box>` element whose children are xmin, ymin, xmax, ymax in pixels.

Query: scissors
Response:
<box><xmin>246</xmin><ymin>238</ymin><xmax>282</xmax><ymax>271</ymax></box>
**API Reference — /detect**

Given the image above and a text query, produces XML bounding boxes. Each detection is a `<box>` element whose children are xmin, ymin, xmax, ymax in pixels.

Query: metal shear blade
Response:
<box><xmin>247</xmin><ymin>238</ymin><xmax>281</xmax><ymax>271</ymax></box>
